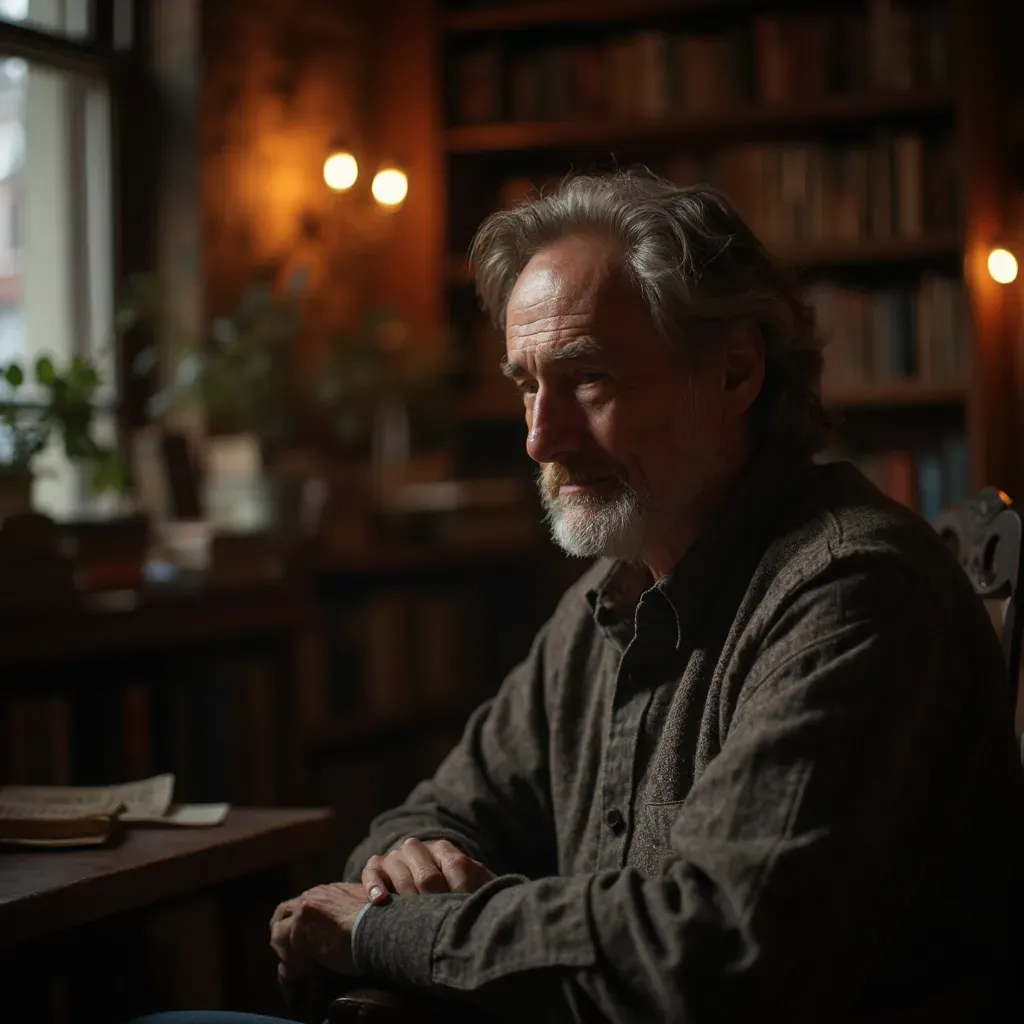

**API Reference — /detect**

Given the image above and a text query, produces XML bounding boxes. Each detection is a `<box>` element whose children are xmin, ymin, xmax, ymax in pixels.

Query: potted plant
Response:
<box><xmin>125</xmin><ymin>271</ymin><xmax>458</xmax><ymax>534</ymax></box>
<box><xmin>124</xmin><ymin>271</ymin><xmax>307</xmax><ymax>465</ymax></box>
<box><xmin>0</xmin><ymin>354</ymin><xmax>125</xmax><ymax>519</ymax></box>
<box><xmin>316</xmin><ymin>308</ymin><xmax>458</xmax><ymax>467</ymax></box>
<box><xmin>124</xmin><ymin>270</ymin><xmax>315</xmax><ymax>538</ymax></box>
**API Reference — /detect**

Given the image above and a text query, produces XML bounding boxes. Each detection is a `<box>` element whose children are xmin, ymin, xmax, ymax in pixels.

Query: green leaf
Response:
<box><xmin>69</xmin><ymin>356</ymin><xmax>100</xmax><ymax>391</ymax></box>
<box><xmin>4</xmin><ymin>363</ymin><xmax>23</xmax><ymax>388</ymax></box>
<box><xmin>90</xmin><ymin>449</ymin><xmax>128</xmax><ymax>494</ymax></box>
<box><xmin>114</xmin><ymin>307</ymin><xmax>138</xmax><ymax>335</ymax></box>
<box><xmin>35</xmin><ymin>356</ymin><xmax>55</xmax><ymax>384</ymax></box>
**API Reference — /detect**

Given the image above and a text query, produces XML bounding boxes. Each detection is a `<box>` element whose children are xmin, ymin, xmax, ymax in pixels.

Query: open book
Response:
<box><xmin>0</xmin><ymin>773</ymin><xmax>229</xmax><ymax>847</ymax></box>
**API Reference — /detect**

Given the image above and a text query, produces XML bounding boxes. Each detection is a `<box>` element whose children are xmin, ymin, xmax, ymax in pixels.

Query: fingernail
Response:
<box><xmin>369</xmin><ymin>886</ymin><xmax>383</xmax><ymax>901</ymax></box>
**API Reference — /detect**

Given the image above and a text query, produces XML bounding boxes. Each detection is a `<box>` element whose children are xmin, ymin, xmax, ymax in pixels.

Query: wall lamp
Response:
<box><xmin>323</xmin><ymin>149</ymin><xmax>408</xmax><ymax>210</ymax></box>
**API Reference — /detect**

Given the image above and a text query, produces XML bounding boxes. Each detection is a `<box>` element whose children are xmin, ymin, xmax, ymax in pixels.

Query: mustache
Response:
<box><xmin>541</xmin><ymin>460</ymin><xmax>627</xmax><ymax>499</ymax></box>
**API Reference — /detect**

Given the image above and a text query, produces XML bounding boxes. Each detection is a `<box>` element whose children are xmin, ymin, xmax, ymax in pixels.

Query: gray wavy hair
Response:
<box><xmin>470</xmin><ymin>170</ymin><xmax>831</xmax><ymax>455</ymax></box>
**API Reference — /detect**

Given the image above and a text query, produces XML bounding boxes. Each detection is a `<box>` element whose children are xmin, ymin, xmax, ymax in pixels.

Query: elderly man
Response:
<box><xmin>141</xmin><ymin>172</ymin><xmax>1024</xmax><ymax>1023</ymax></box>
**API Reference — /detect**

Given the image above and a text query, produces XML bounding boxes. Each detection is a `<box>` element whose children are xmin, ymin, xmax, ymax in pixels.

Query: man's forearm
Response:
<box><xmin>349</xmin><ymin>869</ymin><xmax>717</xmax><ymax>1020</ymax></box>
<box><xmin>349</xmin><ymin>859</ymin><xmax>853</xmax><ymax>1022</ymax></box>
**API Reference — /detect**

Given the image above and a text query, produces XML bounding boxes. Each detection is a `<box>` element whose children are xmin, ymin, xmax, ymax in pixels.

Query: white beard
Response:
<box><xmin>541</xmin><ymin>483</ymin><xmax>649</xmax><ymax>560</ymax></box>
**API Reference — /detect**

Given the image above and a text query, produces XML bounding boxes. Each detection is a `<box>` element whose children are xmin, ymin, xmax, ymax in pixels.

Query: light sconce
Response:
<box><xmin>987</xmin><ymin>246</ymin><xmax>1018</xmax><ymax>285</ymax></box>
<box><xmin>323</xmin><ymin>151</ymin><xmax>359</xmax><ymax>192</ymax></box>
<box><xmin>323</xmin><ymin>148</ymin><xmax>407</xmax><ymax>211</ymax></box>
<box><xmin>371</xmin><ymin>164</ymin><xmax>409</xmax><ymax>208</ymax></box>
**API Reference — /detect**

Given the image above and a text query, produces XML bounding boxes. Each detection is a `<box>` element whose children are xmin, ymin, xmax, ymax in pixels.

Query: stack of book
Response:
<box><xmin>450</xmin><ymin>1</ymin><xmax>952</xmax><ymax>126</ymax></box>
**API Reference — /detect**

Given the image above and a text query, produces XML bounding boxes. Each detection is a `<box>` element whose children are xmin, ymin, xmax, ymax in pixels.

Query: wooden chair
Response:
<box><xmin>935</xmin><ymin>486</ymin><xmax>1024</xmax><ymax>749</ymax></box>
<box><xmin>326</xmin><ymin>988</ymin><xmax>488</xmax><ymax>1023</ymax></box>
<box><xmin>298</xmin><ymin>488</ymin><xmax>1024</xmax><ymax>1024</ymax></box>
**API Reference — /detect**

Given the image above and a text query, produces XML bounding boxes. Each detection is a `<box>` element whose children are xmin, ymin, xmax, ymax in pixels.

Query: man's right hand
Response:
<box><xmin>361</xmin><ymin>837</ymin><xmax>496</xmax><ymax>903</ymax></box>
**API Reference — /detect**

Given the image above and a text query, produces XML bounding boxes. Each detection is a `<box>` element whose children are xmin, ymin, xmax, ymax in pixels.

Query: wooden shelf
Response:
<box><xmin>444</xmin><ymin>0</ymin><xmax>762</xmax><ymax>33</ymax></box>
<box><xmin>824</xmin><ymin>381</ymin><xmax>969</xmax><ymax>408</ymax></box>
<box><xmin>0</xmin><ymin>580</ymin><xmax>316</xmax><ymax>669</ymax></box>
<box><xmin>444</xmin><ymin>90</ymin><xmax>954</xmax><ymax>153</ymax></box>
<box><xmin>447</xmin><ymin>235</ymin><xmax>961</xmax><ymax>288</ymax></box>
<box><xmin>782</xmin><ymin>235</ymin><xmax>962</xmax><ymax>269</ymax></box>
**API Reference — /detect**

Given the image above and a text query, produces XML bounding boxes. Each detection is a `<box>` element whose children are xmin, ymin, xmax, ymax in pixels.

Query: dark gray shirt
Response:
<box><xmin>345</xmin><ymin>452</ymin><xmax>1024</xmax><ymax>1022</ymax></box>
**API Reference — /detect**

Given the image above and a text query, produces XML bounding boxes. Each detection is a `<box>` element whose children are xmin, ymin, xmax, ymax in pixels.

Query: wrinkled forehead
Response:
<box><xmin>506</xmin><ymin>238</ymin><xmax>637</xmax><ymax>335</ymax></box>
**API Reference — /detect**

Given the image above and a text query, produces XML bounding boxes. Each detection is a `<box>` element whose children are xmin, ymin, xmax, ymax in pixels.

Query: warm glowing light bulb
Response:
<box><xmin>371</xmin><ymin>167</ymin><xmax>408</xmax><ymax>207</ymax></box>
<box><xmin>323</xmin><ymin>151</ymin><xmax>358</xmax><ymax>191</ymax></box>
<box><xmin>988</xmin><ymin>247</ymin><xmax>1018</xmax><ymax>284</ymax></box>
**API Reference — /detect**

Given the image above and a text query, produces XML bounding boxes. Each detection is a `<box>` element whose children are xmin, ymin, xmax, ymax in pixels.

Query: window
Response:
<box><xmin>0</xmin><ymin>0</ymin><xmax>125</xmax><ymax>518</ymax></box>
<box><xmin>0</xmin><ymin>0</ymin><xmax>90</xmax><ymax>40</ymax></box>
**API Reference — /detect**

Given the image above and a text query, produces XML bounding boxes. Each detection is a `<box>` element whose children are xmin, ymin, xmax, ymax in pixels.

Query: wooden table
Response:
<box><xmin>0</xmin><ymin>807</ymin><xmax>335</xmax><ymax>952</ymax></box>
<box><xmin>0</xmin><ymin>807</ymin><xmax>336</xmax><ymax>1021</ymax></box>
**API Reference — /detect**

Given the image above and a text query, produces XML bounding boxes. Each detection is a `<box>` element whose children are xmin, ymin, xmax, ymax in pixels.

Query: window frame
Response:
<box><xmin>0</xmin><ymin>0</ymin><xmax>155</xmax><ymax>470</ymax></box>
<box><xmin>0</xmin><ymin>8</ymin><xmax>114</xmax><ymax>78</ymax></box>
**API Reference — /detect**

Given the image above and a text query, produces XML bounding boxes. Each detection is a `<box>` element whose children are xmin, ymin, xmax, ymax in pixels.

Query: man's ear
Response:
<box><xmin>722</xmin><ymin>321</ymin><xmax>766</xmax><ymax>416</ymax></box>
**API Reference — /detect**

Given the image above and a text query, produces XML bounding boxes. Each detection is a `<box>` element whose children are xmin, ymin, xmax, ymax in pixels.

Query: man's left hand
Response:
<box><xmin>287</xmin><ymin>882</ymin><xmax>369</xmax><ymax>976</ymax></box>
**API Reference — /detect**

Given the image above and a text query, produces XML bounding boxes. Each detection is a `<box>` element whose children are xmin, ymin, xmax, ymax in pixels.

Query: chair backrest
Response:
<box><xmin>934</xmin><ymin>487</ymin><xmax>1024</xmax><ymax>756</ymax></box>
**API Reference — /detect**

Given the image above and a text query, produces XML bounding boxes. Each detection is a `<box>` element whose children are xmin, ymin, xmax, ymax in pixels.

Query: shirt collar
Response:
<box><xmin>586</xmin><ymin>446</ymin><xmax>808</xmax><ymax>651</ymax></box>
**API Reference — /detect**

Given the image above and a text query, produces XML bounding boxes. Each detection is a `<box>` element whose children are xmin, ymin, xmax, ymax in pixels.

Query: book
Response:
<box><xmin>0</xmin><ymin>773</ymin><xmax>229</xmax><ymax>848</ymax></box>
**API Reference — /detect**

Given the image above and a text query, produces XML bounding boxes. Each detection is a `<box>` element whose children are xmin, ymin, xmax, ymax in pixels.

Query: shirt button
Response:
<box><xmin>605</xmin><ymin>808</ymin><xmax>625</xmax><ymax>834</ymax></box>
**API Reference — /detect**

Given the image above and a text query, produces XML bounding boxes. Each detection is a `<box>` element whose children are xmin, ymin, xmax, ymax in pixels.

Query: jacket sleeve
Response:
<box><xmin>343</xmin><ymin>622</ymin><xmax>557</xmax><ymax>883</ymax></box>
<box><xmin>351</xmin><ymin>560</ymin><xmax>1014</xmax><ymax>1022</ymax></box>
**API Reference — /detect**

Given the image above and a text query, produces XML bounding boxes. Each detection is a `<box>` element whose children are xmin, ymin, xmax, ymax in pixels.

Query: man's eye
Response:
<box><xmin>516</xmin><ymin>380</ymin><xmax>538</xmax><ymax>396</ymax></box>
<box><xmin>578</xmin><ymin>372</ymin><xmax>608</xmax><ymax>387</ymax></box>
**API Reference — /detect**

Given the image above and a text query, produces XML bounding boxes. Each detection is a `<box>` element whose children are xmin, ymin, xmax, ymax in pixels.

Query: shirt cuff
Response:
<box><xmin>351</xmin><ymin>893</ymin><xmax>465</xmax><ymax>989</ymax></box>
<box><xmin>349</xmin><ymin>901</ymin><xmax>374</xmax><ymax>971</ymax></box>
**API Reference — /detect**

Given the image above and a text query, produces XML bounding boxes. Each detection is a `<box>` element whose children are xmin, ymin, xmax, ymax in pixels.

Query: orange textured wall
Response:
<box><xmin>201</xmin><ymin>0</ymin><xmax>376</xmax><ymax>359</ymax></box>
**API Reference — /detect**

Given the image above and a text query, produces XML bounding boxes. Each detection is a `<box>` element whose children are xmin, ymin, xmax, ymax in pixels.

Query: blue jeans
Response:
<box><xmin>131</xmin><ymin>1015</ymin><xmax>297</xmax><ymax>1024</ymax></box>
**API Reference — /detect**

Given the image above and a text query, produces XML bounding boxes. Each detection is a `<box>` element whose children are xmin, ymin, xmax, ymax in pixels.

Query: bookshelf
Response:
<box><xmin>443</xmin><ymin>89</ymin><xmax>955</xmax><ymax>153</ymax></box>
<box><xmin>0</xmin><ymin>581</ymin><xmax>327</xmax><ymax>806</ymax></box>
<box><xmin>381</xmin><ymin>0</ymin><xmax>1017</xmax><ymax>523</ymax></box>
<box><xmin>444</xmin><ymin>0</ymin><xmax>769</xmax><ymax>33</ymax></box>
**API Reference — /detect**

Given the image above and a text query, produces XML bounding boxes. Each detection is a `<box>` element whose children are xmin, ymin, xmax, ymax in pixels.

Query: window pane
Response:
<box><xmin>0</xmin><ymin>56</ymin><xmax>114</xmax><ymax>518</ymax></box>
<box><xmin>0</xmin><ymin>0</ymin><xmax>91</xmax><ymax>43</ymax></box>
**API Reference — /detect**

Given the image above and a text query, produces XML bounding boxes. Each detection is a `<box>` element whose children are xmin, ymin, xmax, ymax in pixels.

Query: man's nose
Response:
<box><xmin>526</xmin><ymin>386</ymin><xmax>582</xmax><ymax>465</ymax></box>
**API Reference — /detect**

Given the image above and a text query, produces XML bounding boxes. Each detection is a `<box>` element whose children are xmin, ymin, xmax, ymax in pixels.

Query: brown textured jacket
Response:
<box><xmin>344</xmin><ymin>451</ymin><xmax>1024</xmax><ymax>1022</ymax></box>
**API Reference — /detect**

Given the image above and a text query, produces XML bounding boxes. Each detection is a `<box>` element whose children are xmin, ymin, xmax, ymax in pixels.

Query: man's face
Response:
<box><xmin>503</xmin><ymin>234</ymin><xmax>732</xmax><ymax>563</ymax></box>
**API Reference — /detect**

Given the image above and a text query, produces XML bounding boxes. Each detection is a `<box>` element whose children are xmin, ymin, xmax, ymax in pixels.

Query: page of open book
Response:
<box><xmin>109</xmin><ymin>774</ymin><xmax>175</xmax><ymax>820</ymax></box>
<box><xmin>0</xmin><ymin>773</ymin><xmax>175</xmax><ymax>820</ymax></box>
